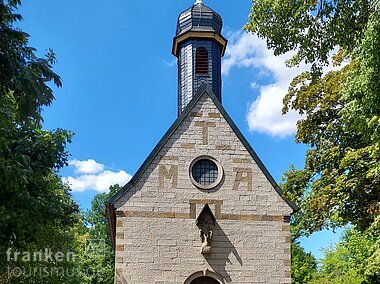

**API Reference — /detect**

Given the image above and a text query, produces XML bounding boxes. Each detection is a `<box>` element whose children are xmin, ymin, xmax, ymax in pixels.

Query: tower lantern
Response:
<box><xmin>172</xmin><ymin>0</ymin><xmax>227</xmax><ymax>115</ymax></box>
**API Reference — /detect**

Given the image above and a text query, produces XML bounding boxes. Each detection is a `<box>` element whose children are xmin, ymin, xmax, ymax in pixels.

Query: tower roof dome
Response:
<box><xmin>175</xmin><ymin>1</ymin><xmax>223</xmax><ymax>36</ymax></box>
<box><xmin>172</xmin><ymin>1</ymin><xmax>227</xmax><ymax>57</ymax></box>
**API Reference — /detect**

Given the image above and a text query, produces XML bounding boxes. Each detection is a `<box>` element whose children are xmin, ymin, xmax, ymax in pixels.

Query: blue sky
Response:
<box><xmin>18</xmin><ymin>0</ymin><xmax>342</xmax><ymax>259</ymax></box>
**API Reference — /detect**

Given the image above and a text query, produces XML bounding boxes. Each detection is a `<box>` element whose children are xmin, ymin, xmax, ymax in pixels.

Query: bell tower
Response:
<box><xmin>172</xmin><ymin>0</ymin><xmax>227</xmax><ymax>115</ymax></box>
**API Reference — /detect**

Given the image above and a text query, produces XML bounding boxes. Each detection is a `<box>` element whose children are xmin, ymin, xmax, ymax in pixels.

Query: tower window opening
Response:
<box><xmin>196</xmin><ymin>47</ymin><xmax>208</xmax><ymax>75</ymax></box>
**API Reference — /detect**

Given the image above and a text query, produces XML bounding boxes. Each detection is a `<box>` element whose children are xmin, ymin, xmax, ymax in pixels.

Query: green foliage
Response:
<box><xmin>247</xmin><ymin>1</ymin><xmax>379</xmax><ymax>282</ymax></box>
<box><xmin>0</xmin><ymin>2</ymin><xmax>119</xmax><ymax>282</ymax></box>
<box><xmin>364</xmin><ymin>217</ymin><xmax>380</xmax><ymax>281</ymax></box>
<box><xmin>309</xmin><ymin>272</ymin><xmax>365</xmax><ymax>284</ymax></box>
<box><xmin>291</xmin><ymin>227</ymin><xmax>379</xmax><ymax>284</ymax></box>
<box><xmin>247</xmin><ymin>0</ymin><xmax>380</xmax><ymax>234</ymax></box>
<box><xmin>342</xmin><ymin>12</ymin><xmax>380</xmax><ymax>149</ymax></box>
<box><xmin>245</xmin><ymin>0</ymin><xmax>376</xmax><ymax>73</ymax></box>
<box><xmin>75</xmin><ymin>185</ymin><xmax>119</xmax><ymax>284</ymax></box>
<box><xmin>280</xmin><ymin>22</ymin><xmax>379</xmax><ymax>234</ymax></box>
<box><xmin>0</xmin><ymin>0</ymin><xmax>62</xmax><ymax>123</ymax></box>
<box><xmin>0</xmin><ymin>1</ymin><xmax>82</xmax><ymax>283</ymax></box>
<box><xmin>3</xmin><ymin>222</ymin><xmax>85</xmax><ymax>284</ymax></box>
<box><xmin>291</xmin><ymin>243</ymin><xmax>317</xmax><ymax>284</ymax></box>
<box><xmin>0</xmin><ymin>66</ymin><xmax>82</xmax><ymax>283</ymax></box>
<box><xmin>281</xmin><ymin>165</ymin><xmax>313</xmax><ymax>240</ymax></box>
<box><xmin>309</xmin><ymin>228</ymin><xmax>379</xmax><ymax>283</ymax></box>
<box><xmin>280</xmin><ymin>74</ymin><xmax>379</xmax><ymax>231</ymax></box>
<box><xmin>0</xmin><ymin>54</ymin><xmax>78</xmax><ymax>277</ymax></box>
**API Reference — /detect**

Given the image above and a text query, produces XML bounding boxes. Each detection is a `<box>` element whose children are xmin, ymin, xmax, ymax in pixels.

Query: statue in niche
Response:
<box><xmin>196</xmin><ymin>204</ymin><xmax>216</xmax><ymax>254</ymax></box>
<box><xmin>200</xmin><ymin>229</ymin><xmax>213</xmax><ymax>254</ymax></box>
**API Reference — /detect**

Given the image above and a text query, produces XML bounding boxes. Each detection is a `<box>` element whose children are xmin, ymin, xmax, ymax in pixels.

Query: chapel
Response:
<box><xmin>107</xmin><ymin>1</ymin><xmax>297</xmax><ymax>283</ymax></box>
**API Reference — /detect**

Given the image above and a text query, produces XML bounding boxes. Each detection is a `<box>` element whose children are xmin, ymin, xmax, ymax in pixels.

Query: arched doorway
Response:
<box><xmin>184</xmin><ymin>270</ymin><xmax>224</xmax><ymax>284</ymax></box>
<box><xmin>190</xmin><ymin>276</ymin><xmax>220</xmax><ymax>284</ymax></box>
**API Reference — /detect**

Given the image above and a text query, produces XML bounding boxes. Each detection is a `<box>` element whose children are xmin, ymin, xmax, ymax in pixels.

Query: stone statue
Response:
<box><xmin>200</xmin><ymin>230</ymin><xmax>213</xmax><ymax>254</ymax></box>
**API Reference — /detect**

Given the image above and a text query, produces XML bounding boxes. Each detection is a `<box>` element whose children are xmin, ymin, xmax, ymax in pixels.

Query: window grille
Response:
<box><xmin>191</xmin><ymin>159</ymin><xmax>218</xmax><ymax>185</ymax></box>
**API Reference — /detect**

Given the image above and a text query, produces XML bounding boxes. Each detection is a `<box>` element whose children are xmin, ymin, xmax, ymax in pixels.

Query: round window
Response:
<box><xmin>190</xmin><ymin>156</ymin><xmax>223</xmax><ymax>190</ymax></box>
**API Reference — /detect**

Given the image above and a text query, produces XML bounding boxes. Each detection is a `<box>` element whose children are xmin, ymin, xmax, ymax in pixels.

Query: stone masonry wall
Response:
<box><xmin>113</xmin><ymin>92</ymin><xmax>293</xmax><ymax>284</ymax></box>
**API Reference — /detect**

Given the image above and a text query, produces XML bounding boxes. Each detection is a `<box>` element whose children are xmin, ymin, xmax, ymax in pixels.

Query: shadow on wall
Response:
<box><xmin>204</xmin><ymin>222</ymin><xmax>242</xmax><ymax>283</ymax></box>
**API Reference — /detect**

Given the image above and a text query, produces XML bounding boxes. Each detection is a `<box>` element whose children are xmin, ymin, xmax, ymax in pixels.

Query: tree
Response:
<box><xmin>309</xmin><ymin>228</ymin><xmax>378</xmax><ymax>284</ymax></box>
<box><xmin>246</xmin><ymin>1</ymin><xmax>379</xmax><ymax>280</ymax></box>
<box><xmin>291</xmin><ymin>243</ymin><xmax>317</xmax><ymax>284</ymax></box>
<box><xmin>0</xmin><ymin>1</ymin><xmax>80</xmax><ymax>282</ymax></box>
<box><xmin>246</xmin><ymin>0</ymin><xmax>380</xmax><ymax>233</ymax></box>
<box><xmin>0</xmin><ymin>0</ymin><xmax>61</xmax><ymax>123</ymax></box>
<box><xmin>75</xmin><ymin>185</ymin><xmax>119</xmax><ymax>284</ymax></box>
<box><xmin>245</xmin><ymin>0</ymin><xmax>377</xmax><ymax>74</ymax></box>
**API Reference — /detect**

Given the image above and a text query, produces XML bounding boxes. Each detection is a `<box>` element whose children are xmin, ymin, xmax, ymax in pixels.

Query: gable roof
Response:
<box><xmin>106</xmin><ymin>84</ymin><xmax>299</xmax><ymax>246</ymax></box>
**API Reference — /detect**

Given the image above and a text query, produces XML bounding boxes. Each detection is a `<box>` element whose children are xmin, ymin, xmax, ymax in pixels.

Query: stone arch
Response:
<box><xmin>184</xmin><ymin>270</ymin><xmax>225</xmax><ymax>284</ymax></box>
<box><xmin>190</xmin><ymin>277</ymin><xmax>219</xmax><ymax>284</ymax></box>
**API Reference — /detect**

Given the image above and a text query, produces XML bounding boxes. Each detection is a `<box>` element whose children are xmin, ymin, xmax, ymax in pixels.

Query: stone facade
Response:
<box><xmin>109</xmin><ymin>89</ymin><xmax>294</xmax><ymax>284</ymax></box>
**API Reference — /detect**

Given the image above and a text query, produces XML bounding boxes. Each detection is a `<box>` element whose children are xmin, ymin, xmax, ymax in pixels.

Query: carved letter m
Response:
<box><xmin>159</xmin><ymin>164</ymin><xmax>178</xmax><ymax>189</ymax></box>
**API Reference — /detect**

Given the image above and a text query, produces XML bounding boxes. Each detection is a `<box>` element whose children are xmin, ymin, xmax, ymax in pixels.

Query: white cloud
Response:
<box><xmin>63</xmin><ymin>159</ymin><xmax>132</xmax><ymax>193</ymax></box>
<box><xmin>247</xmin><ymin>85</ymin><xmax>302</xmax><ymax>138</ymax></box>
<box><xmin>222</xmin><ymin>31</ymin><xmax>265</xmax><ymax>76</ymax></box>
<box><xmin>69</xmin><ymin>159</ymin><xmax>105</xmax><ymax>174</ymax></box>
<box><xmin>222</xmin><ymin>31</ymin><xmax>306</xmax><ymax>138</ymax></box>
<box><xmin>222</xmin><ymin>31</ymin><xmax>344</xmax><ymax>138</ymax></box>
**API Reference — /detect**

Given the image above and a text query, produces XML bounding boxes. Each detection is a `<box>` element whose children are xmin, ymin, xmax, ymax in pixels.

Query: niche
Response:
<box><xmin>196</xmin><ymin>204</ymin><xmax>216</xmax><ymax>254</ymax></box>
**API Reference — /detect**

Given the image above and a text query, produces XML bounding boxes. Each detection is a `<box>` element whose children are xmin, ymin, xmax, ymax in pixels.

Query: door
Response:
<box><xmin>190</xmin><ymin>276</ymin><xmax>219</xmax><ymax>284</ymax></box>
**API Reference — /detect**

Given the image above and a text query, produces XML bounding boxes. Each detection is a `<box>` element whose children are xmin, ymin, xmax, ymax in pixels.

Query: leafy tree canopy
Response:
<box><xmin>309</xmin><ymin>228</ymin><xmax>379</xmax><ymax>283</ymax></box>
<box><xmin>245</xmin><ymin>0</ymin><xmax>377</xmax><ymax>73</ymax></box>
<box><xmin>77</xmin><ymin>185</ymin><xmax>119</xmax><ymax>284</ymax></box>
<box><xmin>291</xmin><ymin>243</ymin><xmax>318</xmax><ymax>284</ymax></box>
<box><xmin>247</xmin><ymin>1</ymin><xmax>379</xmax><ymax>281</ymax></box>
<box><xmin>247</xmin><ymin>0</ymin><xmax>380</xmax><ymax>234</ymax></box>
<box><xmin>0</xmin><ymin>0</ymin><xmax>62</xmax><ymax>123</ymax></box>
<box><xmin>0</xmin><ymin>1</ymin><xmax>79</xmax><ymax>283</ymax></box>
